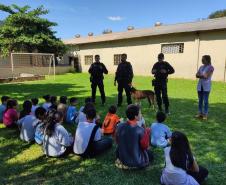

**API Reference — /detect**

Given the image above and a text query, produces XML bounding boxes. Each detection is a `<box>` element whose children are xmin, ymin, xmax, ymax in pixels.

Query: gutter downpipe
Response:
<box><xmin>196</xmin><ymin>32</ymin><xmax>200</xmax><ymax>72</ymax></box>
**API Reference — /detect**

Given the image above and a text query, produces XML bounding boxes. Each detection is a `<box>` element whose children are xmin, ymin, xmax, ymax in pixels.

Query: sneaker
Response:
<box><xmin>202</xmin><ymin>115</ymin><xmax>208</xmax><ymax>120</ymax></box>
<box><xmin>195</xmin><ymin>113</ymin><xmax>203</xmax><ymax>119</ymax></box>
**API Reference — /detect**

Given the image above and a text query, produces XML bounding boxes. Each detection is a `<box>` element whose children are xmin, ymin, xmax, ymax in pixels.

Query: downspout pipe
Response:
<box><xmin>196</xmin><ymin>32</ymin><xmax>200</xmax><ymax>72</ymax></box>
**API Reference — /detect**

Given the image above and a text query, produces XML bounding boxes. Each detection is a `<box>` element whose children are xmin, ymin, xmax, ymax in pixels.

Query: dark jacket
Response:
<box><xmin>88</xmin><ymin>62</ymin><xmax>108</xmax><ymax>81</ymax></box>
<box><xmin>116</xmin><ymin>122</ymin><xmax>149</xmax><ymax>168</ymax></box>
<box><xmin>151</xmin><ymin>61</ymin><xmax>175</xmax><ymax>82</ymax></box>
<box><xmin>115</xmin><ymin>61</ymin><xmax>133</xmax><ymax>83</ymax></box>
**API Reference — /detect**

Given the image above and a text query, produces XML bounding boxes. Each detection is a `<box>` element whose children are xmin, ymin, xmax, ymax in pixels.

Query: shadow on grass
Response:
<box><xmin>0</xmin><ymin>83</ymin><xmax>87</xmax><ymax>102</ymax></box>
<box><xmin>0</xmin><ymin>95</ymin><xmax>226</xmax><ymax>185</ymax></box>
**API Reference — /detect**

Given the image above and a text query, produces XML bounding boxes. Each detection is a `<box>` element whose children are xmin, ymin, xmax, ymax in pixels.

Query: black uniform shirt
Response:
<box><xmin>152</xmin><ymin>61</ymin><xmax>175</xmax><ymax>81</ymax></box>
<box><xmin>115</xmin><ymin>61</ymin><xmax>133</xmax><ymax>83</ymax></box>
<box><xmin>88</xmin><ymin>62</ymin><xmax>108</xmax><ymax>81</ymax></box>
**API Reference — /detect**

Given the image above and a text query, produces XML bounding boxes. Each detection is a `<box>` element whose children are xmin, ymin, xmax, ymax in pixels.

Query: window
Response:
<box><xmin>161</xmin><ymin>43</ymin><xmax>184</xmax><ymax>54</ymax></box>
<box><xmin>84</xmin><ymin>55</ymin><xmax>93</xmax><ymax>65</ymax></box>
<box><xmin>114</xmin><ymin>54</ymin><xmax>121</xmax><ymax>65</ymax></box>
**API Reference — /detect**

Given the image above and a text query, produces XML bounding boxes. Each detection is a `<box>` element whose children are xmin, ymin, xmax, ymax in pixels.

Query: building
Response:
<box><xmin>63</xmin><ymin>17</ymin><xmax>226</xmax><ymax>81</ymax></box>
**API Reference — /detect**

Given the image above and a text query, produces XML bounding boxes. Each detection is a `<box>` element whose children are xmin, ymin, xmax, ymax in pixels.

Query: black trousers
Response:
<box><xmin>187</xmin><ymin>165</ymin><xmax>208</xmax><ymax>184</ymax></box>
<box><xmin>154</xmin><ymin>81</ymin><xmax>169</xmax><ymax>111</ymax></box>
<box><xmin>117</xmin><ymin>81</ymin><xmax>132</xmax><ymax>106</ymax></box>
<box><xmin>91</xmin><ymin>80</ymin><xmax>106</xmax><ymax>104</ymax></box>
<box><xmin>81</xmin><ymin>137</ymin><xmax>113</xmax><ymax>158</ymax></box>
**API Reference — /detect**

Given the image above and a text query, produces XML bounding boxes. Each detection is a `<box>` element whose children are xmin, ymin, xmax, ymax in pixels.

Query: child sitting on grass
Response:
<box><xmin>42</xmin><ymin>95</ymin><xmax>51</xmax><ymax>111</ymax></box>
<box><xmin>57</xmin><ymin>96</ymin><xmax>68</xmax><ymax>120</ymax></box>
<box><xmin>43</xmin><ymin>110</ymin><xmax>73</xmax><ymax>157</ymax></box>
<box><xmin>150</xmin><ymin>111</ymin><xmax>172</xmax><ymax>148</ymax></box>
<box><xmin>75</xmin><ymin>97</ymin><xmax>92</xmax><ymax>124</ymax></box>
<box><xmin>66</xmin><ymin>97</ymin><xmax>78</xmax><ymax>124</ymax></box>
<box><xmin>19</xmin><ymin>100</ymin><xmax>32</xmax><ymax>119</ymax></box>
<box><xmin>31</xmin><ymin>98</ymin><xmax>39</xmax><ymax>115</ymax></box>
<box><xmin>102</xmin><ymin>105</ymin><xmax>120</xmax><ymax>136</ymax></box>
<box><xmin>115</xmin><ymin>104</ymin><xmax>153</xmax><ymax>169</ymax></box>
<box><xmin>73</xmin><ymin>107</ymin><xmax>112</xmax><ymax>157</ymax></box>
<box><xmin>49</xmin><ymin>96</ymin><xmax>58</xmax><ymax>110</ymax></box>
<box><xmin>34</xmin><ymin>107</ymin><xmax>47</xmax><ymax>145</ymax></box>
<box><xmin>17</xmin><ymin>100</ymin><xmax>38</xmax><ymax>142</ymax></box>
<box><xmin>161</xmin><ymin>131</ymin><xmax>208</xmax><ymax>185</ymax></box>
<box><xmin>79</xmin><ymin>97</ymin><xmax>92</xmax><ymax>112</ymax></box>
<box><xmin>3</xmin><ymin>99</ymin><xmax>18</xmax><ymax>128</ymax></box>
<box><xmin>0</xmin><ymin>96</ymin><xmax>10</xmax><ymax>123</ymax></box>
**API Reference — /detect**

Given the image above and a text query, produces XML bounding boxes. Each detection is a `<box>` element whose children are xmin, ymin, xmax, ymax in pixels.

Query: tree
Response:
<box><xmin>0</xmin><ymin>4</ymin><xmax>67</xmax><ymax>57</ymax></box>
<box><xmin>208</xmin><ymin>9</ymin><xmax>226</xmax><ymax>19</ymax></box>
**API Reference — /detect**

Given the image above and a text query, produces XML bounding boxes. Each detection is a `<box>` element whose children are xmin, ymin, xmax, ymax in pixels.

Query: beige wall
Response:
<box><xmin>65</xmin><ymin>30</ymin><xmax>226</xmax><ymax>81</ymax></box>
<box><xmin>199</xmin><ymin>30</ymin><xmax>226</xmax><ymax>81</ymax></box>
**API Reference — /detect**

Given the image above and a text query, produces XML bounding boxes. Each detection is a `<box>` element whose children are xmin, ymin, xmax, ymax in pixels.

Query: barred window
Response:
<box><xmin>161</xmin><ymin>43</ymin><xmax>184</xmax><ymax>54</ymax></box>
<box><xmin>114</xmin><ymin>54</ymin><xmax>121</xmax><ymax>65</ymax></box>
<box><xmin>84</xmin><ymin>55</ymin><xmax>93</xmax><ymax>65</ymax></box>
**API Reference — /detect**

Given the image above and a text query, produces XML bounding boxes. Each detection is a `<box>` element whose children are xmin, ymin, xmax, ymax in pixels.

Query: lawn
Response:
<box><xmin>0</xmin><ymin>73</ymin><xmax>226</xmax><ymax>185</ymax></box>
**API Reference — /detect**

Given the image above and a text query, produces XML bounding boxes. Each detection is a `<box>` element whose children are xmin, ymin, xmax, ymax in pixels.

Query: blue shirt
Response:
<box><xmin>66</xmin><ymin>106</ymin><xmax>78</xmax><ymax>124</ymax></box>
<box><xmin>0</xmin><ymin>104</ymin><xmax>6</xmax><ymax>122</ymax></box>
<box><xmin>150</xmin><ymin>122</ymin><xmax>172</xmax><ymax>148</ymax></box>
<box><xmin>17</xmin><ymin>115</ymin><xmax>39</xmax><ymax>142</ymax></box>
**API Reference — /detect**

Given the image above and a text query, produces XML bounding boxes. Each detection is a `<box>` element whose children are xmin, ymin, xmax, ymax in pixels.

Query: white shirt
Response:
<box><xmin>197</xmin><ymin>65</ymin><xmax>214</xmax><ymax>92</ymax></box>
<box><xmin>161</xmin><ymin>147</ymin><xmax>199</xmax><ymax>185</ymax></box>
<box><xmin>43</xmin><ymin>123</ymin><xmax>73</xmax><ymax>157</ymax></box>
<box><xmin>17</xmin><ymin>115</ymin><xmax>39</xmax><ymax>142</ymax></box>
<box><xmin>73</xmin><ymin>121</ymin><xmax>101</xmax><ymax>154</ymax></box>
<box><xmin>42</xmin><ymin>103</ymin><xmax>51</xmax><ymax>111</ymax></box>
<box><xmin>31</xmin><ymin>105</ymin><xmax>39</xmax><ymax>115</ymax></box>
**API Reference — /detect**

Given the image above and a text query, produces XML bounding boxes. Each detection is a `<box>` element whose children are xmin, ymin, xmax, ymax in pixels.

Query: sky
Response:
<box><xmin>0</xmin><ymin>0</ymin><xmax>226</xmax><ymax>39</ymax></box>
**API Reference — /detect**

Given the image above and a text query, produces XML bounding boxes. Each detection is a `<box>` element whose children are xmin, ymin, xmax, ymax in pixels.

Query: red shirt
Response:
<box><xmin>3</xmin><ymin>108</ymin><xmax>18</xmax><ymax>126</ymax></box>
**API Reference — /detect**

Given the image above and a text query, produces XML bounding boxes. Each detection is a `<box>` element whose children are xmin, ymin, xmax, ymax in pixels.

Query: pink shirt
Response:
<box><xmin>3</xmin><ymin>108</ymin><xmax>18</xmax><ymax>126</ymax></box>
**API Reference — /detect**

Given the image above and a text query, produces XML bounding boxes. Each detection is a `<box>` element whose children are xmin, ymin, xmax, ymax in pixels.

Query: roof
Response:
<box><xmin>63</xmin><ymin>17</ymin><xmax>226</xmax><ymax>45</ymax></box>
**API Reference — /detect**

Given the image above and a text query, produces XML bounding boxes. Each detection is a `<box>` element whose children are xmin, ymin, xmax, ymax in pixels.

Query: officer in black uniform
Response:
<box><xmin>151</xmin><ymin>53</ymin><xmax>175</xmax><ymax>114</ymax></box>
<box><xmin>114</xmin><ymin>53</ymin><xmax>133</xmax><ymax>107</ymax></box>
<box><xmin>89</xmin><ymin>55</ymin><xmax>108</xmax><ymax>105</ymax></box>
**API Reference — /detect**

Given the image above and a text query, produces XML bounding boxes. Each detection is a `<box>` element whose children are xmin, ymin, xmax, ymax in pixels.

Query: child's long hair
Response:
<box><xmin>170</xmin><ymin>131</ymin><xmax>193</xmax><ymax>171</ymax></box>
<box><xmin>44</xmin><ymin>110</ymin><xmax>63</xmax><ymax>136</ymax></box>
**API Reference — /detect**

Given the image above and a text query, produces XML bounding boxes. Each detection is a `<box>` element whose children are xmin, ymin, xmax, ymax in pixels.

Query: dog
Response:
<box><xmin>130</xmin><ymin>86</ymin><xmax>156</xmax><ymax>109</ymax></box>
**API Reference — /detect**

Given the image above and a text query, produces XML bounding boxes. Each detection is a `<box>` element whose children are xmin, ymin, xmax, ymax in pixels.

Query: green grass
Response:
<box><xmin>0</xmin><ymin>73</ymin><xmax>226</xmax><ymax>185</ymax></box>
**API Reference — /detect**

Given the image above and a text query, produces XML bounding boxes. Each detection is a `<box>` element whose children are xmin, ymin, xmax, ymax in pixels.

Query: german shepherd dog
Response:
<box><xmin>130</xmin><ymin>86</ymin><xmax>156</xmax><ymax>109</ymax></box>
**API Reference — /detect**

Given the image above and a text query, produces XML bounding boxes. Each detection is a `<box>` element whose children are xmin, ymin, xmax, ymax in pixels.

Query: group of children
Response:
<box><xmin>0</xmin><ymin>95</ymin><xmax>208</xmax><ymax>185</ymax></box>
